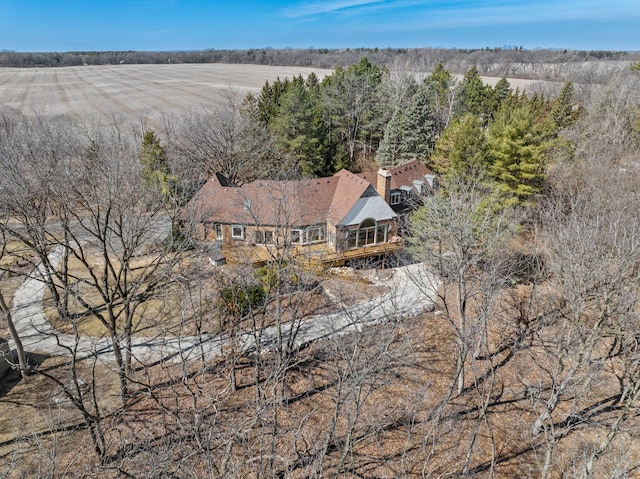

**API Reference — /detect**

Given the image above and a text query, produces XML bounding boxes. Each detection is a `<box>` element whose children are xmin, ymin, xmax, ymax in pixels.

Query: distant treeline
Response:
<box><xmin>1</xmin><ymin>47</ymin><xmax>639</xmax><ymax>79</ymax></box>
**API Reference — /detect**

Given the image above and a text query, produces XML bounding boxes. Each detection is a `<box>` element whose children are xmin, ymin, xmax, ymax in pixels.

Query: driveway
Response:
<box><xmin>10</xmin><ymin>246</ymin><xmax>439</xmax><ymax>365</ymax></box>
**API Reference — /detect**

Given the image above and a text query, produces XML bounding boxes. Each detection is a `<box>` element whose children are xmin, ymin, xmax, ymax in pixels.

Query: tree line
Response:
<box><xmin>2</xmin><ymin>46</ymin><xmax>638</xmax><ymax>80</ymax></box>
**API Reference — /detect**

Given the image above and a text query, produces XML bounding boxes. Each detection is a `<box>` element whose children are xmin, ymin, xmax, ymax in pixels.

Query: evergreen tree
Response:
<box><xmin>456</xmin><ymin>65</ymin><xmax>495</xmax><ymax>121</ymax></box>
<box><xmin>431</xmin><ymin>113</ymin><xmax>487</xmax><ymax>176</ymax></box>
<box><xmin>448</xmin><ymin>114</ymin><xmax>488</xmax><ymax>177</ymax></box>
<box><xmin>271</xmin><ymin>76</ymin><xmax>329</xmax><ymax>177</ymax></box>
<box><xmin>399</xmin><ymin>83</ymin><xmax>436</xmax><ymax>160</ymax></box>
<box><xmin>375</xmin><ymin>109</ymin><xmax>404</xmax><ymax>168</ymax></box>
<box><xmin>425</xmin><ymin>62</ymin><xmax>455</xmax><ymax>134</ymax></box>
<box><xmin>550</xmin><ymin>82</ymin><xmax>580</xmax><ymax>129</ymax></box>
<box><xmin>375</xmin><ymin>83</ymin><xmax>436</xmax><ymax>167</ymax></box>
<box><xmin>322</xmin><ymin>57</ymin><xmax>389</xmax><ymax>168</ymax></box>
<box><xmin>257</xmin><ymin>77</ymin><xmax>289</xmax><ymax>126</ymax></box>
<box><xmin>487</xmin><ymin>103</ymin><xmax>545</xmax><ymax>205</ymax></box>
<box><xmin>140</xmin><ymin>130</ymin><xmax>175</xmax><ymax>202</ymax></box>
<box><xmin>493</xmin><ymin>77</ymin><xmax>511</xmax><ymax>107</ymax></box>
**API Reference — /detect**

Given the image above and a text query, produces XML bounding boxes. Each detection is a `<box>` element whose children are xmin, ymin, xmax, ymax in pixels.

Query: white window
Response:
<box><xmin>255</xmin><ymin>229</ymin><xmax>274</xmax><ymax>244</ymax></box>
<box><xmin>292</xmin><ymin>225</ymin><xmax>326</xmax><ymax>245</ymax></box>
<box><xmin>347</xmin><ymin>219</ymin><xmax>388</xmax><ymax>249</ymax></box>
<box><xmin>305</xmin><ymin>225</ymin><xmax>326</xmax><ymax>244</ymax></box>
<box><xmin>291</xmin><ymin>229</ymin><xmax>303</xmax><ymax>244</ymax></box>
<box><xmin>215</xmin><ymin>224</ymin><xmax>223</xmax><ymax>240</ymax></box>
<box><xmin>390</xmin><ymin>191</ymin><xmax>401</xmax><ymax>205</ymax></box>
<box><xmin>231</xmin><ymin>225</ymin><xmax>244</xmax><ymax>240</ymax></box>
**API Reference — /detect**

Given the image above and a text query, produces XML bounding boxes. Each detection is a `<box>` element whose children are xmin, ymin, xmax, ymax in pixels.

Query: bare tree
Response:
<box><xmin>172</xmin><ymin>90</ymin><xmax>274</xmax><ymax>184</ymax></box>
<box><xmin>0</xmin><ymin>115</ymin><xmax>185</xmax><ymax>405</ymax></box>
<box><xmin>0</xmin><ymin>231</ymin><xmax>29</xmax><ymax>376</ymax></box>
<box><xmin>408</xmin><ymin>169</ymin><xmax>520</xmax><ymax>395</ymax></box>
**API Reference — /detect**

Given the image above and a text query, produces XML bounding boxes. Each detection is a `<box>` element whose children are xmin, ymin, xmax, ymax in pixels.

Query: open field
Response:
<box><xmin>0</xmin><ymin>63</ymin><xmax>547</xmax><ymax>130</ymax></box>
<box><xmin>0</xmin><ymin>63</ymin><xmax>334</xmax><ymax>128</ymax></box>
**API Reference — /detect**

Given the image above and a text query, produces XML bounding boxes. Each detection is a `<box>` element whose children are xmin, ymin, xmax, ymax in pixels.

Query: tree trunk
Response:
<box><xmin>1</xmin><ymin>291</ymin><xmax>29</xmax><ymax>377</ymax></box>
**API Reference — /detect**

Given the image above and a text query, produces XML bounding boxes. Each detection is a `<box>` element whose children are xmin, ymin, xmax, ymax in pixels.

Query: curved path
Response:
<box><xmin>10</xmin><ymin>246</ymin><xmax>439</xmax><ymax>365</ymax></box>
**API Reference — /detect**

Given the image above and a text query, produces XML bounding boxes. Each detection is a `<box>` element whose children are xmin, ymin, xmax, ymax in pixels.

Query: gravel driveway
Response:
<box><xmin>10</xmin><ymin>246</ymin><xmax>439</xmax><ymax>365</ymax></box>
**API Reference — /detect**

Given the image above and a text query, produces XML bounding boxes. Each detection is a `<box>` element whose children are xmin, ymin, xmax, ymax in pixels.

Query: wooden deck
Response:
<box><xmin>222</xmin><ymin>239</ymin><xmax>404</xmax><ymax>271</ymax></box>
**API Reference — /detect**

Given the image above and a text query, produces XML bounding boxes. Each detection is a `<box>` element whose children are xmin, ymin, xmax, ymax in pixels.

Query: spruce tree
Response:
<box><xmin>376</xmin><ymin>83</ymin><xmax>435</xmax><ymax>167</ymax></box>
<box><xmin>431</xmin><ymin>113</ymin><xmax>487</xmax><ymax>176</ymax></box>
<box><xmin>399</xmin><ymin>83</ymin><xmax>436</xmax><ymax>161</ymax></box>
<box><xmin>493</xmin><ymin>77</ymin><xmax>511</xmax><ymax>108</ymax></box>
<box><xmin>271</xmin><ymin>76</ymin><xmax>329</xmax><ymax>177</ymax></box>
<box><xmin>425</xmin><ymin>62</ymin><xmax>455</xmax><ymax>134</ymax></box>
<box><xmin>456</xmin><ymin>65</ymin><xmax>495</xmax><ymax>120</ymax></box>
<box><xmin>376</xmin><ymin>109</ymin><xmax>404</xmax><ymax>168</ymax></box>
<box><xmin>550</xmin><ymin>82</ymin><xmax>580</xmax><ymax>129</ymax></box>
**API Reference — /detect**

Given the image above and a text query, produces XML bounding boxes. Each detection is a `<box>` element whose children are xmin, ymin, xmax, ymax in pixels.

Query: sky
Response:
<box><xmin>1</xmin><ymin>0</ymin><xmax>639</xmax><ymax>52</ymax></box>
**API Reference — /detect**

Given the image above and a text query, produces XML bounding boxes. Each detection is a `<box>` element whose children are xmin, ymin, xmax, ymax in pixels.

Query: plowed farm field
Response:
<box><xmin>0</xmin><ymin>63</ymin><xmax>333</xmax><ymax>126</ymax></box>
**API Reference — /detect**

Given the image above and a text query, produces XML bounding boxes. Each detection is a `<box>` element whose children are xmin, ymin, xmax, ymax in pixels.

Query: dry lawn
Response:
<box><xmin>41</xmin><ymin>245</ymin><xmax>389</xmax><ymax>339</ymax></box>
<box><xmin>43</xmin><ymin>251</ymin><xmax>210</xmax><ymax>337</ymax></box>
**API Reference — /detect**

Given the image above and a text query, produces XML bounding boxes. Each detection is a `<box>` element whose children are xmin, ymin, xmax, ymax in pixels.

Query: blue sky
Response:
<box><xmin>1</xmin><ymin>0</ymin><xmax>638</xmax><ymax>52</ymax></box>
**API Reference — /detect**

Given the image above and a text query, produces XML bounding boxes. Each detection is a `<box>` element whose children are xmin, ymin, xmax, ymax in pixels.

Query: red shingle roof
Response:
<box><xmin>358</xmin><ymin>159</ymin><xmax>435</xmax><ymax>191</ymax></box>
<box><xmin>183</xmin><ymin>166</ymin><xmax>407</xmax><ymax>229</ymax></box>
<box><xmin>183</xmin><ymin>173</ymin><xmax>341</xmax><ymax>227</ymax></box>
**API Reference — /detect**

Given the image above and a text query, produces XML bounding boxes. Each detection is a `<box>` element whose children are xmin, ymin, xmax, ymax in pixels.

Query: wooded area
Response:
<box><xmin>1</xmin><ymin>53</ymin><xmax>640</xmax><ymax>477</ymax></box>
<box><xmin>2</xmin><ymin>47</ymin><xmax>639</xmax><ymax>81</ymax></box>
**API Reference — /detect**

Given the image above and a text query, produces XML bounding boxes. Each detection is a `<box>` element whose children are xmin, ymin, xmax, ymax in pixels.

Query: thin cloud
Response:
<box><xmin>316</xmin><ymin>0</ymin><xmax>640</xmax><ymax>31</ymax></box>
<box><xmin>284</xmin><ymin>0</ymin><xmax>639</xmax><ymax>25</ymax></box>
<box><xmin>282</xmin><ymin>0</ymin><xmax>385</xmax><ymax>18</ymax></box>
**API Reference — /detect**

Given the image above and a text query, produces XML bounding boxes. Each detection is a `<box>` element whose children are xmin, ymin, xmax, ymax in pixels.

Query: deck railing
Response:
<box><xmin>222</xmin><ymin>238</ymin><xmax>404</xmax><ymax>270</ymax></box>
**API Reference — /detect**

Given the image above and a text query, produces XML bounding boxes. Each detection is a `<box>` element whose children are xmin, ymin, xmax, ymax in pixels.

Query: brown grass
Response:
<box><xmin>0</xmin><ymin>357</ymin><xmax>121</xmax><ymax>477</ymax></box>
<box><xmin>2</xmin><ymin>297</ymin><xmax>639</xmax><ymax>477</ymax></box>
<box><xmin>4</xmin><ymin>239</ymin><xmax>639</xmax><ymax>477</ymax></box>
<box><xmin>43</xmin><ymin>254</ymin><xmax>190</xmax><ymax>337</ymax></box>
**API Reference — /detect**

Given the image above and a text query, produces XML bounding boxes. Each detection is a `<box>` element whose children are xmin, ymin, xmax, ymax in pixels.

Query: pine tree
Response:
<box><xmin>425</xmin><ymin>62</ymin><xmax>455</xmax><ymax>134</ymax></box>
<box><xmin>456</xmin><ymin>66</ymin><xmax>491</xmax><ymax>118</ymax></box>
<box><xmin>271</xmin><ymin>77</ymin><xmax>329</xmax><ymax>177</ymax></box>
<box><xmin>493</xmin><ymin>77</ymin><xmax>511</xmax><ymax>107</ymax></box>
<box><xmin>375</xmin><ymin>83</ymin><xmax>436</xmax><ymax>167</ymax></box>
<box><xmin>399</xmin><ymin>83</ymin><xmax>436</xmax><ymax>160</ymax></box>
<box><xmin>449</xmin><ymin>114</ymin><xmax>488</xmax><ymax>177</ymax></box>
<box><xmin>431</xmin><ymin>113</ymin><xmax>487</xmax><ymax>176</ymax></box>
<box><xmin>322</xmin><ymin>57</ymin><xmax>389</xmax><ymax>167</ymax></box>
<box><xmin>487</xmin><ymin>103</ymin><xmax>545</xmax><ymax>205</ymax></box>
<box><xmin>376</xmin><ymin>84</ymin><xmax>435</xmax><ymax>167</ymax></box>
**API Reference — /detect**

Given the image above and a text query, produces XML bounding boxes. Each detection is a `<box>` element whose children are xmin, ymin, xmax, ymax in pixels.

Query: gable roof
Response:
<box><xmin>183</xmin><ymin>168</ymin><xmax>398</xmax><ymax>229</ymax></box>
<box><xmin>328</xmin><ymin>169</ymin><xmax>373</xmax><ymax>225</ymax></box>
<box><xmin>184</xmin><ymin>173</ymin><xmax>340</xmax><ymax>227</ymax></box>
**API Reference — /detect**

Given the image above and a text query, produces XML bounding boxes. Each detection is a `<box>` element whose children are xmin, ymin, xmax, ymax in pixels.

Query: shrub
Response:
<box><xmin>218</xmin><ymin>283</ymin><xmax>266</xmax><ymax>317</ymax></box>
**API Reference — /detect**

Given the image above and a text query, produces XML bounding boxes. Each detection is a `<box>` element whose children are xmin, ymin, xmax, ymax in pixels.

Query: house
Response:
<box><xmin>359</xmin><ymin>159</ymin><xmax>437</xmax><ymax>213</ymax></box>
<box><xmin>358</xmin><ymin>159</ymin><xmax>437</xmax><ymax>231</ymax></box>
<box><xmin>183</xmin><ymin>169</ymin><xmax>402</xmax><ymax>268</ymax></box>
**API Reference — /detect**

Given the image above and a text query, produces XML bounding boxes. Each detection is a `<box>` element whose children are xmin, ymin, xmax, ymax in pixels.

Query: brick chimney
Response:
<box><xmin>377</xmin><ymin>168</ymin><xmax>392</xmax><ymax>204</ymax></box>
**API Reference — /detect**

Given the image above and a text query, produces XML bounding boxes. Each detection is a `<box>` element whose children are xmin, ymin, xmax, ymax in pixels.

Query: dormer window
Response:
<box><xmin>390</xmin><ymin>191</ymin><xmax>402</xmax><ymax>205</ymax></box>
